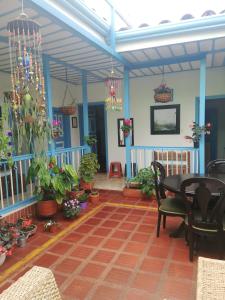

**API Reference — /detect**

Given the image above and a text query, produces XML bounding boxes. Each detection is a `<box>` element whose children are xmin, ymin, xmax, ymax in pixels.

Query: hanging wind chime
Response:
<box><xmin>105</xmin><ymin>61</ymin><xmax>122</xmax><ymax>111</ymax></box>
<box><xmin>7</xmin><ymin>1</ymin><xmax>50</xmax><ymax>153</ymax></box>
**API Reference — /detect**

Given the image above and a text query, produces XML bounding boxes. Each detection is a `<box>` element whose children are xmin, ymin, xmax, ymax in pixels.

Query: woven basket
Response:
<box><xmin>154</xmin><ymin>92</ymin><xmax>172</xmax><ymax>103</ymax></box>
<box><xmin>60</xmin><ymin>106</ymin><xmax>76</xmax><ymax>115</ymax></box>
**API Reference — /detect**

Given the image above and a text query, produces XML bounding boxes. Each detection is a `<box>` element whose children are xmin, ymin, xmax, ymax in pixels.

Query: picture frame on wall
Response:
<box><xmin>117</xmin><ymin>118</ymin><xmax>134</xmax><ymax>147</ymax></box>
<box><xmin>72</xmin><ymin>116</ymin><xmax>78</xmax><ymax>128</ymax></box>
<box><xmin>150</xmin><ymin>104</ymin><xmax>180</xmax><ymax>135</ymax></box>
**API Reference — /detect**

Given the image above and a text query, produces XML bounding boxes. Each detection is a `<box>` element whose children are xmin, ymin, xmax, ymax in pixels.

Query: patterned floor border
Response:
<box><xmin>0</xmin><ymin>202</ymin><xmax>157</xmax><ymax>283</ymax></box>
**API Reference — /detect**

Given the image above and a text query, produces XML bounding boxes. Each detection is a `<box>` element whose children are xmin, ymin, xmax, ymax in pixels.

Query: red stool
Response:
<box><xmin>109</xmin><ymin>162</ymin><xmax>123</xmax><ymax>178</ymax></box>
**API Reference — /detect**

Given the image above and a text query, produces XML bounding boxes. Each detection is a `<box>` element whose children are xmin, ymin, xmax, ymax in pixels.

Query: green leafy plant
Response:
<box><xmin>185</xmin><ymin>122</ymin><xmax>212</xmax><ymax>143</ymax></box>
<box><xmin>84</xmin><ymin>136</ymin><xmax>97</xmax><ymax>147</ymax></box>
<box><xmin>77</xmin><ymin>192</ymin><xmax>88</xmax><ymax>202</ymax></box>
<box><xmin>127</xmin><ymin>167</ymin><xmax>155</xmax><ymax>197</ymax></box>
<box><xmin>63</xmin><ymin>198</ymin><xmax>81</xmax><ymax>219</ymax></box>
<box><xmin>27</xmin><ymin>156</ymin><xmax>79</xmax><ymax>204</ymax></box>
<box><xmin>79</xmin><ymin>153</ymin><xmax>100</xmax><ymax>183</ymax></box>
<box><xmin>0</xmin><ymin>130</ymin><xmax>13</xmax><ymax>168</ymax></box>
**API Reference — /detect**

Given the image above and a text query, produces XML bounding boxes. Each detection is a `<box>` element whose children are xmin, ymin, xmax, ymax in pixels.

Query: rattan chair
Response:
<box><xmin>151</xmin><ymin>161</ymin><xmax>186</xmax><ymax>237</ymax></box>
<box><xmin>206</xmin><ymin>159</ymin><xmax>225</xmax><ymax>174</ymax></box>
<box><xmin>181</xmin><ymin>177</ymin><xmax>225</xmax><ymax>261</ymax></box>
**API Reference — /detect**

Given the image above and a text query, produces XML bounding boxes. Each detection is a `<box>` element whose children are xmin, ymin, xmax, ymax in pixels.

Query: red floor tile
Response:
<box><xmin>119</xmin><ymin>222</ymin><xmax>137</xmax><ymax>231</ymax></box>
<box><xmin>167</xmin><ymin>262</ymin><xmax>194</xmax><ymax>279</ymax></box>
<box><xmin>70</xmin><ymin>245</ymin><xmax>94</xmax><ymax>259</ymax></box>
<box><xmin>147</xmin><ymin>245</ymin><xmax>169</xmax><ymax>259</ymax></box>
<box><xmin>104</xmin><ymin>267</ymin><xmax>132</xmax><ymax>285</ymax></box>
<box><xmin>76</xmin><ymin>224</ymin><xmax>94</xmax><ymax>233</ymax></box>
<box><xmin>123</xmin><ymin>241</ymin><xmax>146</xmax><ymax>254</ymax></box>
<box><xmin>49</xmin><ymin>242</ymin><xmax>72</xmax><ymax>255</ymax></box>
<box><xmin>62</xmin><ymin>232</ymin><xmax>84</xmax><ymax>243</ymax></box>
<box><xmin>85</xmin><ymin>218</ymin><xmax>103</xmax><ymax>226</ymax></box>
<box><xmin>92</xmin><ymin>227</ymin><xmax>112</xmax><ymax>237</ymax></box>
<box><xmin>82</xmin><ymin>236</ymin><xmax>103</xmax><ymax>247</ymax></box>
<box><xmin>79</xmin><ymin>262</ymin><xmax>106</xmax><ymax>278</ymax></box>
<box><xmin>125</xmin><ymin>215</ymin><xmax>141</xmax><ymax>222</ymax></box>
<box><xmin>137</xmin><ymin>224</ymin><xmax>155</xmax><ymax>233</ymax></box>
<box><xmin>92</xmin><ymin>284</ymin><xmax>122</xmax><ymax>300</ymax></box>
<box><xmin>160</xmin><ymin>278</ymin><xmax>194</xmax><ymax>300</ymax></box>
<box><xmin>114</xmin><ymin>253</ymin><xmax>139</xmax><ymax>269</ymax></box>
<box><xmin>63</xmin><ymin>277</ymin><xmax>94</xmax><ymax>299</ymax></box>
<box><xmin>91</xmin><ymin>249</ymin><xmax>116</xmax><ymax>263</ymax></box>
<box><xmin>131</xmin><ymin>232</ymin><xmax>150</xmax><ymax>243</ymax></box>
<box><xmin>34</xmin><ymin>253</ymin><xmax>59</xmax><ymax>268</ymax></box>
<box><xmin>109</xmin><ymin>213</ymin><xmax>126</xmax><ymax>220</ymax></box>
<box><xmin>140</xmin><ymin>257</ymin><xmax>165</xmax><ymax>273</ymax></box>
<box><xmin>102</xmin><ymin>238</ymin><xmax>124</xmax><ymax>250</ymax></box>
<box><xmin>112</xmin><ymin>230</ymin><xmax>131</xmax><ymax>240</ymax></box>
<box><xmin>124</xmin><ymin>289</ymin><xmax>154</xmax><ymax>300</ymax></box>
<box><xmin>172</xmin><ymin>248</ymin><xmax>189</xmax><ymax>262</ymax></box>
<box><xmin>55</xmin><ymin>257</ymin><xmax>82</xmax><ymax>273</ymax></box>
<box><xmin>101</xmin><ymin>220</ymin><xmax>120</xmax><ymax>228</ymax></box>
<box><xmin>131</xmin><ymin>273</ymin><xmax>160</xmax><ymax>293</ymax></box>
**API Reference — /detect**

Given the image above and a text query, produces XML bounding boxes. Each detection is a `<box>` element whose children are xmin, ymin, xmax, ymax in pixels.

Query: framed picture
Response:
<box><xmin>72</xmin><ymin>116</ymin><xmax>78</xmax><ymax>128</ymax></box>
<box><xmin>117</xmin><ymin>118</ymin><xmax>134</xmax><ymax>147</ymax></box>
<box><xmin>150</xmin><ymin>104</ymin><xmax>180</xmax><ymax>135</ymax></box>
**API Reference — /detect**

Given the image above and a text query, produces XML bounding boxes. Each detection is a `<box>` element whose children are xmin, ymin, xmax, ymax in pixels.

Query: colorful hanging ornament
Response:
<box><xmin>7</xmin><ymin>2</ymin><xmax>50</xmax><ymax>154</ymax></box>
<box><xmin>105</xmin><ymin>62</ymin><xmax>122</xmax><ymax>112</ymax></box>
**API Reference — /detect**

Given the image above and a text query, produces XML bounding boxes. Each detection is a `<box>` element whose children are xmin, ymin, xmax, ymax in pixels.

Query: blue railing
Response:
<box><xmin>129</xmin><ymin>146</ymin><xmax>199</xmax><ymax>177</ymax></box>
<box><xmin>0</xmin><ymin>146</ymin><xmax>87</xmax><ymax>215</ymax></box>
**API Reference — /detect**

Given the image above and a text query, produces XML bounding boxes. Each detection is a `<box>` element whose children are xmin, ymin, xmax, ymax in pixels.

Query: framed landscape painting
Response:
<box><xmin>150</xmin><ymin>104</ymin><xmax>180</xmax><ymax>135</ymax></box>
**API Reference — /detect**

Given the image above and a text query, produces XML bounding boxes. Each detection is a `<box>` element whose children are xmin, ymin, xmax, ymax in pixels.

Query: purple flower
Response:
<box><xmin>7</xmin><ymin>131</ymin><xmax>12</xmax><ymax>137</ymax></box>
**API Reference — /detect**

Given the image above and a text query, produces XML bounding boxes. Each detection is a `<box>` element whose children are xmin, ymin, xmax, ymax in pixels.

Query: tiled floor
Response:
<box><xmin>94</xmin><ymin>173</ymin><xmax>125</xmax><ymax>191</ymax></box>
<box><xmin>0</xmin><ymin>189</ymin><xmax>221</xmax><ymax>299</ymax></box>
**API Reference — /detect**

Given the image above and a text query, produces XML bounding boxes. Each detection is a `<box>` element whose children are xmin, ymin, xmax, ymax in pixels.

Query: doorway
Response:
<box><xmin>205</xmin><ymin>99</ymin><xmax>225</xmax><ymax>165</ymax></box>
<box><xmin>78</xmin><ymin>103</ymin><xmax>107</xmax><ymax>172</ymax></box>
<box><xmin>53</xmin><ymin>108</ymin><xmax>71</xmax><ymax>149</ymax></box>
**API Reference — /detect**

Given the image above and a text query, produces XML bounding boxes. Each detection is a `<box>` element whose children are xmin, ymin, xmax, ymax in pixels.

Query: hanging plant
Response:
<box><xmin>154</xmin><ymin>67</ymin><xmax>173</xmax><ymax>103</ymax></box>
<box><xmin>60</xmin><ymin>68</ymin><xmax>77</xmax><ymax>115</ymax></box>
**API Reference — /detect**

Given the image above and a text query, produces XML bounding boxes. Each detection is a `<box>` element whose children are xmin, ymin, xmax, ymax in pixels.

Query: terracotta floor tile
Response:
<box><xmin>85</xmin><ymin>218</ymin><xmax>103</xmax><ymax>226</ymax></box>
<box><xmin>123</xmin><ymin>241</ymin><xmax>146</xmax><ymax>254</ymax></box>
<box><xmin>140</xmin><ymin>257</ymin><xmax>165</xmax><ymax>273</ymax></box>
<box><xmin>53</xmin><ymin>272</ymin><xmax>67</xmax><ymax>287</ymax></box>
<box><xmin>130</xmin><ymin>209</ymin><xmax>146</xmax><ymax>215</ymax></box>
<box><xmin>167</xmin><ymin>262</ymin><xmax>194</xmax><ymax>279</ymax></box>
<box><xmin>79</xmin><ymin>262</ymin><xmax>106</xmax><ymax>278</ymax></box>
<box><xmin>102</xmin><ymin>239</ymin><xmax>124</xmax><ymax>250</ymax></box>
<box><xmin>34</xmin><ymin>253</ymin><xmax>59</xmax><ymax>268</ymax></box>
<box><xmin>62</xmin><ymin>232</ymin><xmax>84</xmax><ymax>243</ymax></box>
<box><xmin>131</xmin><ymin>273</ymin><xmax>159</xmax><ymax>293</ymax></box>
<box><xmin>55</xmin><ymin>258</ymin><xmax>82</xmax><ymax>273</ymax></box>
<box><xmin>172</xmin><ymin>248</ymin><xmax>189</xmax><ymax>262</ymax></box>
<box><xmin>29</xmin><ymin>234</ymin><xmax>50</xmax><ymax>246</ymax></box>
<box><xmin>92</xmin><ymin>227</ymin><xmax>112</xmax><ymax>237</ymax></box>
<box><xmin>131</xmin><ymin>232</ymin><xmax>150</xmax><ymax>243</ymax></box>
<box><xmin>63</xmin><ymin>277</ymin><xmax>94</xmax><ymax>299</ymax></box>
<box><xmin>116</xmin><ymin>207</ymin><xmax>131</xmax><ymax>214</ymax></box>
<box><xmin>101</xmin><ymin>220</ymin><xmax>120</xmax><ymax>228</ymax></box>
<box><xmin>124</xmin><ymin>289</ymin><xmax>154</xmax><ymax>300</ymax></box>
<box><xmin>76</xmin><ymin>224</ymin><xmax>94</xmax><ymax>233</ymax></box>
<box><xmin>94</xmin><ymin>212</ymin><xmax>108</xmax><ymax>218</ymax></box>
<box><xmin>92</xmin><ymin>284</ymin><xmax>122</xmax><ymax>300</ymax></box>
<box><xmin>49</xmin><ymin>242</ymin><xmax>72</xmax><ymax>255</ymax></box>
<box><xmin>0</xmin><ymin>281</ymin><xmax>13</xmax><ymax>294</ymax></box>
<box><xmin>104</xmin><ymin>267</ymin><xmax>132</xmax><ymax>285</ymax></box>
<box><xmin>112</xmin><ymin>230</ymin><xmax>131</xmax><ymax>240</ymax></box>
<box><xmin>147</xmin><ymin>245</ymin><xmax>169</xmax><ymax>259</ymax></box>
<box><xmin>160</xmin><ymin>278</ymin><xmax>194</xmax><ymax>300</ymax></box>
<box><xmin>109</xmin><ymin>213</ymin><xmax>126</xmax><ymax>220</ymax></box>
<box><xmin>137</xmin><ymin>224</ymin><xmax>155</xmax><ymax>233</ymax></box>
<box><xmin>70</xmin><ymin>245</ymin><xmax>94</xmax><ymax>259</ymax></box>
<box><xmin>102</xmin><ymin>206</ymin><xmax>117</xmax><ymax>212</ymax></box>
<box><xmin>82</xmin><ymin>236</ymin><xmax>103</xmax><ymax>247</ymax></box>
<box><xmin>119</xmin><ymin>222</ymin><xmax>137</xmax><ymax>231</ymax></box>
<box><xmin>91</xmin><ymin>249</ymin><xmax>116</xmax><ymax>263</ymax></box>
<box><xmin>114</xmin><ymin>253</ymin><xmax>139</xmax><ymax>269</ymax></box>
<box><xmin>125</xmin><ymin>215</ymin><xmax>143</xmax><ymax>222</ymax></box>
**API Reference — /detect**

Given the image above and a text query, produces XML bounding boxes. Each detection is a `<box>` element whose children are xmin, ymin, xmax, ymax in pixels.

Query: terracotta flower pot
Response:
<box><xmin>37</xmin><ymin>200</ymin><xmax>58</xmax><ymax>217</ymax></box>
<box><xmin>80</xmin><ymin>180</ymin><xmax>94</xmax><ymax>191</ymax></box>
<box><xmin>89</xmin><ymin>192</ymin><xmax>99</xmax><ymax>204</ymax></box>
<box><xmin>123</xmin><ymin>187</ymin><xmax>143</xmax><ymax>198</ymax></box>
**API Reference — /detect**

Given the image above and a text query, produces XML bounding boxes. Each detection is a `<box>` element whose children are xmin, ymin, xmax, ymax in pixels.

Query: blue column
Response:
<box><xmin>42</xmin><ymin>54</ymin><xmax>55</xmax><ymax>154</ymax></box>
<box><xmin>199</xmin><ymin>57</ymin><xmax>206</xmax><ymax>174</ymax></box>
<box><xmin>82</xmin><ymin>71</ymin><xmax>89</xmax><ymax>152</ymax></box>
<box><xmin>123</xmin><ymin>67</ymin><xmax>131</xmax><ymax>178</ymax></box>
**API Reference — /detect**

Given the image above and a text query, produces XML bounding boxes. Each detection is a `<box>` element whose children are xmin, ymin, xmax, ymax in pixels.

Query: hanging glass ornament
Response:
<box><xmin>104</xmin><ymin>63</ymin><xmax>122</xmax><ymax>112</ymax></box>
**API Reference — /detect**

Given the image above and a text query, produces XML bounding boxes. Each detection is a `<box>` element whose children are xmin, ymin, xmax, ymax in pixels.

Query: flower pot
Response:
<box><xmin>89</xmin><ymin>192</ymin><xmax>99</xmax><ymax>204</ymax></box>
<box><xmin>80</xmin><ymin>180</ymin><xmax>94</xmax><ymax>191</ymax></box>
<box><xmin>20</xmin><ymin>224</ymin><xmax>37</xmax><ymax>238</ymax></box>
<box><xmin>60</xmin><ymin>106</ymin><xmax>76</xmax><ymax>115</ymax></box>
<box><xmin>154</xmin><ymin>92</ymin><xmax>172</xmax><ymax>103</ymax></box>
<box><xmin>123</xmin><ymin>187</ymin><xmax>142</xmax><ymax>198</ymax></box>
<box><xmin>17</xmin><ymin>236</ymin><xmax>27</xmax><ymax>247</ymax></box>
<box><xmin>0</xmin><ymin>252</ymin><xmax>6</xmax><ymax>266</ymax></box>
<box><xmin>80</xmin><ymin>201</ymin><xmax>88</xmax><ymax>210</ymax></box>
<box><xmin>37</xmin><ymin>200</ymin><xmax>58</xmax><ymax>217</ymax></box>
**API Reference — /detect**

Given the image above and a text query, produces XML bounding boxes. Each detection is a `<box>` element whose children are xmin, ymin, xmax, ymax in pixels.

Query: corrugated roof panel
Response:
<box><xmin>184</xmin><ymin>42</ymin><xmax>198</xmax><ymax>54</ymax></box>
<box><xmin>214</xmin><ymin>37</ymin><xmax>225</xmax><ymax>50</ymax></box>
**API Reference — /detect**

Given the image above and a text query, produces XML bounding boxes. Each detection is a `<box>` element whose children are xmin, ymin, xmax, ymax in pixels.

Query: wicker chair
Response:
<box><xmin>181</xmin><ymin>177</ymin><xmax>225</xmax><ymax>261</ymax></box>
<box><xmin>151</xmin><ymin>161</ymin><xmax>186</xmax><ymax>237</ymax></box>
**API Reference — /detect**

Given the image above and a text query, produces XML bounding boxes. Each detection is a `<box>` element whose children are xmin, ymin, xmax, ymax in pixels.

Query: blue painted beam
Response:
<box><xmin>129</xmin><ymin>53</ymin><xmax>207</xmax><ymax>70</ymax></box>
<box><xmin>42</xmin><ymin>54</ymin><xmax>55</xmax><ymax>154</ymax></box>
<box><xmin>30</xmin><ymin>0</ymin><xmax>130</xmax><ymax>67</ymax></box>
<box><xmin>199</xmin><ymin>57</ymin><xmax>206</xmax><ymax>174</ymax></box>
<box><xmin>116</xmin><ymin>14</ymin><xmax>225</xmax><ymax>42</ymax></box>
<box><xmin>82</xmin><ymin>71</ymin><xmax>89</xmax><ymax>152</ymax></box>
<box><xmin>123</xmin><ymin>67</ymin><xmax>131</xmax><ymax>178</ymax></box>
<box><xmin>110</xmin><ymin>5</ymin><xmax>116</xmax><ymax>51</ymax></box>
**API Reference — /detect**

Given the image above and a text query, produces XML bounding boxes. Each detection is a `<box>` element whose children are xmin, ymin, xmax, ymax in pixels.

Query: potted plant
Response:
<box><xmin>0</xmin><ymin>219</ymin><xmax>16</xmax><ymax>264</ymax></box>
<box><xmin>89</xmin><ymin>190</ymin><xmax>99</xmax><ymax>204</ymax></box>
<box><xmin>154</xmin><ymin>83</ymin><xmax>173</xmax><ymax>103</ymax></box>
<box><xmin>123</xmin><ymin>167</ymin><xmax>155</xmax><ymax>199</ymax></box>
<box><xmin>77</xmin><ymin>192</ymin><xmax>89</xmax><ymax>209</ymax></box>
<box><xmin>63</xmin><ymin>198</ymin><xmax>81</xmax><ymax>219</ymax></box>
<box><xmin>43</xmin><ymin>220</ymin><xmax>59</xmax><ymax>233</ymax></box>
<box><xmin>185</xmin><ymin>122</ymin><xmax>212</xmax><ymax>148</ymax></box>
<box><xmin>0</xmin><ymin>130</ymin><xmax>13</xmax><ymax>170</ymax></box>
<box><xmin>27</xmin><ymin>155</ymin><xmax>79</xmax><ymax>217</ymax></box>
<box><xmin>79</xmin><ymin>153</ymin><xmax>100</xmax><ymax>191</ymax></box>
<box><xmin>121</xmin><ymin>119</ymin><xmax>132</xmax><ymax>137</ymax></box>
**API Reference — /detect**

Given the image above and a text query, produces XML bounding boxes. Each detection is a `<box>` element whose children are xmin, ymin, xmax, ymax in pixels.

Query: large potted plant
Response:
<box><xmin>79</xmin><ymin>153</ymin><xmax>100</xmax><ymax>191</ymax></box>
<box><xmin>27</xmin><ymin>156</ymin><xmax>79</xmax><ymax>217</ymax></box>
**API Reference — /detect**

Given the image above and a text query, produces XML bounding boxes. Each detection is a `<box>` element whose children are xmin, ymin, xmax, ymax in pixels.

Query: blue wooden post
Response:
<box><xmin>42</xmin><ymin>54</ymin><xmax>55</xmax><ymax>155</ymax></box>
<box><xmin>123</xmin><ymin>67</ymin><xmax>131</xmax><ymax>178</ymax></box>
<box><xmin>199</xmin><ymin>57</ymin><xmax>206</xmax><ymax>174</ymax></box>
<box><xmin>82</xmin><ymin>71</ymin><xmax>89</xmax><ymax>152</ymax></box>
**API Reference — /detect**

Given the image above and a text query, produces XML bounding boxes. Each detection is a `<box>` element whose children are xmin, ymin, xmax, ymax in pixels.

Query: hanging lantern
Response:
<box><xmin>105</xmin><ymin>67</ymin><xmax>122</xmax><ymax>112</ymax></box>
<box><xmin>7</xmin><ymin>7</ymin><xmax>49</xmax><ymax>153</ymax></box>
